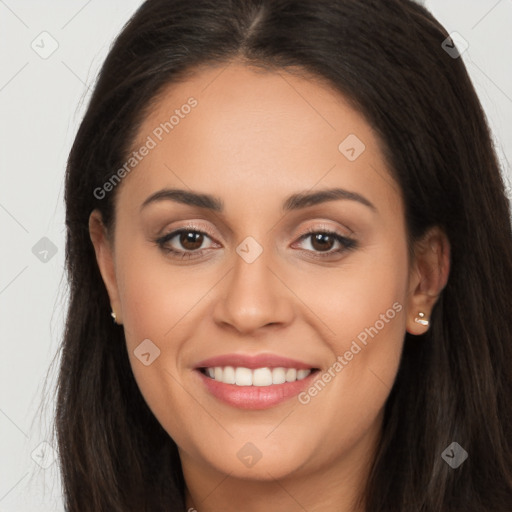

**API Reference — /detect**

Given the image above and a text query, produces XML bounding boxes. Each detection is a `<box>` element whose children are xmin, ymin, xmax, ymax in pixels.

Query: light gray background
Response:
<box><xmin>1</xmin><ymin>1</ymin><xmax>511</xmax><ymax>510</ymax></box>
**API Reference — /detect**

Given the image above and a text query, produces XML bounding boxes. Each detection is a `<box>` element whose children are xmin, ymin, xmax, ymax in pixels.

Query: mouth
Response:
<box><xmin>193</xmin><ymin>356</ymin><xmax>321</xmax><ymax>409</ymax></box>
<box><xmin>198</xmin><ymin>366</ymin><xmax>318</xmax><ymax>386</ymax></box>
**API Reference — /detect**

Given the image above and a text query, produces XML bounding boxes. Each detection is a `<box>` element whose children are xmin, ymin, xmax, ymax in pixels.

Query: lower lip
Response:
<box><xmin>195</xmin><ymin>369</ymin><xmax>318</xmax><ymax>409</ymax></box>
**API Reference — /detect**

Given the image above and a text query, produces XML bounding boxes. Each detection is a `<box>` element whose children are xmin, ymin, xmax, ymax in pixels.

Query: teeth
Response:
<box><xmin>235</xmin><ymin>367</ymin><xmax>253</xmax><ymax>386</ymax></box>
<box><xmin>297</xmin><ymin>369</ymin><xmax>311</xmax><ymax>380</ymax></box>
<box><xmin>223</xmin><ymin>366</ymin><xmax>236</xmax><ymax>384</ymax></box>
<box><xmin>253</xmin><ymin>368</ymin><xmax>272</xmax><ymax>386</ymax></box>
<box><xmin>202</xmin><ymin>366</ymin><xmax>312</xmax><ymax>386</ymax></box>
<box><xmin>272</xmin><ymin>367</ymin><xmax>286</xmax><ymax>385</ymax></box>
<box><xmin>285</xmin><ymin>368</ymin><xmax>297</xmax><ymax>382</ymax></box>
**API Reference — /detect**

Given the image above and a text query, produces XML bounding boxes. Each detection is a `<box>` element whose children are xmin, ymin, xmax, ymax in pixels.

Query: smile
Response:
<box><xmin>200</xmin><ymin>366</ymin><xmax>313</xmax><ymax>386</ymax></box>
<box><xmin>193</xmin><ymin>353</ymin><xmax>321</xmax><ymax>409</ymax></box>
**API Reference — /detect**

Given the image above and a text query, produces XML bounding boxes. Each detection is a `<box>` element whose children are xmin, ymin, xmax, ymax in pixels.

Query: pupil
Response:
<box><xmin>312</xmin><ymin>233</ymin><xmax>334</xmax><ymax>251</ymax></box>
<box><xmin>181</xmin><ymin>231</ymin><xmax>203</xmax><ymax>250</ymax></box>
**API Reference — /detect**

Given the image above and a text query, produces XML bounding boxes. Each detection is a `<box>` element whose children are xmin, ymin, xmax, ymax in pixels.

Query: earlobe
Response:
<box><xmin>406</xmin><ymin>227</ymin><xmax>450</xmax><ymax>335</ymax></box>
<box><xmin>88</xmin><ymin>210</ymin><xmax>123</xmax><ymax>324</ymax></box>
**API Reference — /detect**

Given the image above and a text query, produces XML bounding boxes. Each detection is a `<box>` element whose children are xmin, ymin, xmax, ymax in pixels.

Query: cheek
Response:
<box><xmin>290</xmin><ymin>244</ymin><xmax>408</xmax><ymax>455</ymax></box>
<box><xmin>290</xmin><ymin>263</ymin><xmax>406</xmax><ymax>399</ymax></box>
<box><xmin>296</xmin><ymin>311</ymin><xmax>404</xmax><ymax>469</ymax></box>
<box><xmin>287</xmin><ymin>230</ymin><xmax>409</xmax><ymax>354</ymax></box>
<box><xmin>112</xmin><ymin>240</ymin><xmax>230</xmax><ymax>448</ymax></box>
<box><xmin>115</xmin><ymin>239</ymin><xmax>215</xmax><ymax>345</ymax></box>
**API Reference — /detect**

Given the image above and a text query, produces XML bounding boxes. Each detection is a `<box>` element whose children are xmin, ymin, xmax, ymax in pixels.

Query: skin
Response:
<box><xmin>89</xmin><ymin>61</ymin><xmax>450</xmax><ymax>512</ymax></box>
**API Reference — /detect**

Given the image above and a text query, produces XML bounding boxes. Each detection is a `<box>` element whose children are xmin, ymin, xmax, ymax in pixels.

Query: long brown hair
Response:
<box><xmin>56</xmin><ymin>0</ymin><xmax>512</xmax><ymax>510</ymax></box>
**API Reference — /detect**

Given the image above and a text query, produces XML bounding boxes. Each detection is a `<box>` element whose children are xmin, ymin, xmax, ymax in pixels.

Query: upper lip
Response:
<box><xmin>194</xmin><ymin>353</ymin><xmax>318</xmax><ymax>370</ymax></box>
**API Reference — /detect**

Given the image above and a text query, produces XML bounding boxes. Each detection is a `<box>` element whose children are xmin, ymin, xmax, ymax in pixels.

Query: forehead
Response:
<box><xmin>138</xmin><ymin>62</ymin><xmax>371</xmax><ymax>159</ymax></box>
<box><xmin>117</xmin><ymin>62</ymin><xmax>400</xmax><ymax>217</ymax></box>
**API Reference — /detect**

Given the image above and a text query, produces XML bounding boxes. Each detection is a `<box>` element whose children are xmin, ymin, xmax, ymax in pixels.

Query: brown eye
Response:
<box><xmin>156</xmin><ymin>228</ymin><xmax>216</xmax><ymax>257</ymax></box>
<box><xmin>179</xmin><ymin>231</ymin><xmax>204</xmax><ymax>251</ymax></box>
<box><xmin>309</xmin><ymin>233</ymin><xmax>336</xmax><ymax>252</ymax></box>
<box><xmin>294</xmin><ymin>229</ymin><xmax>357</xmax><ymax>258</ymax></box>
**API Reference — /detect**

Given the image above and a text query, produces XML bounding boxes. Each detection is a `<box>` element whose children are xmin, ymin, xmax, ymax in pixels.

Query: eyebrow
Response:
<box><xmin>140</xmin><ymin>187</ymin><xmax>376</xmax><ymax>213</ymax></box>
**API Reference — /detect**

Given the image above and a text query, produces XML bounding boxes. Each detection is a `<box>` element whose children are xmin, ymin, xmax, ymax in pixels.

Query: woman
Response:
<box><xmin>56</xmin><ymin>0</ymin><xmax>512</xmax><ymax>510</ymax></box>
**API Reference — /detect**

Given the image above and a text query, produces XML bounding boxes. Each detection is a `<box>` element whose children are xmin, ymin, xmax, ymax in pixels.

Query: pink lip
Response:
<box><xmin>194</xmin><ymin>353</ymin><xmax>316</xmax><ymax>370</ymax></box>
<box><xmin>195</xmin><ymin>369</ymin><xmax>318</xmax><ymax>410</ymax></box>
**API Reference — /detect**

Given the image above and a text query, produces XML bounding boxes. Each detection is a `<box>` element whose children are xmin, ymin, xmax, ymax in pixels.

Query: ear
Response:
<box><xmin>89</xmin><ymin>210</ymin><xmax>123</xmax><ymax>324</ymax></box>
<box><xmin>406</xmin><ymin>226</ymin><xmax>450</xmax><ymax>335</ymax></box>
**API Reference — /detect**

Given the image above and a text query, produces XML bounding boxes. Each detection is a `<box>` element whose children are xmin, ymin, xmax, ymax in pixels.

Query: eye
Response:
<box><xmin>155</xmin><ymin>226</ymin><xmax>218</xmax><ymax>260</ymax></box>
<box><xmin>294</xmin><ymin>228</ymin><xmax>357</xmax><ymax>258</ymax></box>
<box><xmin>155</xmin><ymin>225</ymin><xmax>358</xmax><ymax>261</ymax></box>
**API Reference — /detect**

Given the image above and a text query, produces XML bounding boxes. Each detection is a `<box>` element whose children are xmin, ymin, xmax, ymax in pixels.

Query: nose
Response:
<box><xmin>212</xmin><ymin>245</ymin><xmax>295</xmax><ymax>335</ymax></box>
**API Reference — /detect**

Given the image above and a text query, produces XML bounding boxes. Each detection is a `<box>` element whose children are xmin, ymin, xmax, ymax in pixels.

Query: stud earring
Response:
<box><xmin>111</xmin><ymin>310</ymin><xmax>117</xmax><ymax>323</ymax></box>
<box><xmin>414</xmin><ymin>311</ymin><xmax>429</xmax><ymax>326</ymax></box>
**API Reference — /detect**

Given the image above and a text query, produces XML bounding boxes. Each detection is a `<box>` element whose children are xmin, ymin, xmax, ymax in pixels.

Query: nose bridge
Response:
<box><xmin>213</xmin><ymin>236</ymin><xmax>293</xmax><ymax>333</ymax></box>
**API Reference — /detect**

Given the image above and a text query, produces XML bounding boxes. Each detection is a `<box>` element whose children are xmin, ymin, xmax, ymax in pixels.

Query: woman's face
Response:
<box><xmin>91</xmin><ymin>63</ymin><xmax>443</xmax><ymax>491</ymax></box>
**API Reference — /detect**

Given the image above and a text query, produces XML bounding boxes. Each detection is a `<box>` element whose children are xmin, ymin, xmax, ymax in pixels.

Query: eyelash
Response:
<box><xmin>155</xmin><ymin>225</ymin><xmax>358</xmax><ymax>261</ymax></box>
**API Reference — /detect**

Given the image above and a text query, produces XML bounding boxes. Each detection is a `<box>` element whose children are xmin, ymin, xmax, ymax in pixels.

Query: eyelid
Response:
<box><xmin>157</xmin><ymin>221</ymin><xmax>218</xmax><ymax>241</ymax></box>
<box><xmin>157</xmin><ymin>220</ymin><xmax>353</xmax><ymax>244</ymax></box>
<box><xmin>295</xmin><ymin>221</ymin><xmax>354</xmax><ymax>237</ymax></box>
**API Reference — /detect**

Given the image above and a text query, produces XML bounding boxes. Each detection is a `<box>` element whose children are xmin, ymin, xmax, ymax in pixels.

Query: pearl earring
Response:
<box><xmin>111</xmin><ymin>310</ymin><xmax>117</xmax><ymax>323</ymax></box>
<box><xmin>414</xmin><ymin>311</ymin><xmax>429</xmax><ymax>326</ymax></box>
